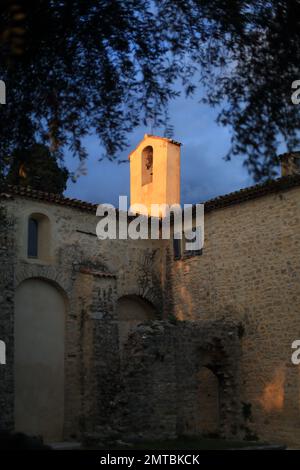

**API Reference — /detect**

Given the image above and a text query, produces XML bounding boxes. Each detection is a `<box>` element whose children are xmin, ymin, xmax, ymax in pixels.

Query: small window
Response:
<box><xmin>28</xmin><ymin>218</ymin><xmax>38</xmax><ymax>258</ymax></box>
<box><xmin>295</xmin><ymin>157</ymin><xmax>300</xmax><ymax>170</ymax></box>
<box><xmin>173</xmin><ymin>228</ymin><xmax>203</xmax><ymax>260</ymax></box>
<box><xmin>27</xmin><ymin>213</ymin><xmax>51</xmax><ymax>261</ymax></box>
<box><xmin>142</xmin><ymin>145</ymin><xmax>153</xmax><ymax>185</ymax></box>
<box><xmin>183</xmin><ymin>227</ymin><xmax>203</xmax><ymax>257</ymax></box>
<box><xmin>173</xmin><ymin>237</ymin><xmax>182</xmax><ymax>260</ymax></box>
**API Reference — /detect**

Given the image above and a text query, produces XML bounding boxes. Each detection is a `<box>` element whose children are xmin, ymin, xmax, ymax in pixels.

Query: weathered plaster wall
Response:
<box><xmin>1</xmin><ymin>195</ymin><xmax>165</xmax><ymax>440</ymax></box>
<box><xmin>167</xmin><ymin>186</ymin><xmax>300</xmax><ymax>446</ymax></box>
<box><xmin>14</xmin><ymin>278</ymin><xmax>65</xmax><ymax>440</ymax></box>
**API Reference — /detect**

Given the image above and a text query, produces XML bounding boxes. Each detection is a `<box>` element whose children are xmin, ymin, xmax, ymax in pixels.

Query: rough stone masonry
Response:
<box><xmin>0</xmin><ymin>135</ymin><xmax>300</xmax><ymax>447</ymax></box>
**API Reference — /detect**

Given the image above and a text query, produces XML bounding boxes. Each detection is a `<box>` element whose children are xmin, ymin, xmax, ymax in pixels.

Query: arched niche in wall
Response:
<box><xmin>196</xmin><ymin>366</ymin><xmax>220</xmax><ymax>435</ymax></box>
<box><xmin>178</xmin><ymin>364</ymin><xmax>220</xmax><ymax>437</ymax></box>
<box><xmin>116</xmin><ymin>295</ymin><xmax>157</xmax><ymax>352</ymax></box>
<box><xmin>14</xmin><ymin>278</ymin><xmax>66</xmax><ymax>441</ymax></box>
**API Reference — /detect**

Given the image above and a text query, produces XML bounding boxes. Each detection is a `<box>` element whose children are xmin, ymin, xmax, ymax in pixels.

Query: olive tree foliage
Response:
<box><xmin>0</xmin><ymin>0</ymin><xmax>299</xmax><ymax>181</ymax></box>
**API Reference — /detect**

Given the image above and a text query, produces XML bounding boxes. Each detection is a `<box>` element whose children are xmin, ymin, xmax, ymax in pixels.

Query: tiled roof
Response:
<box><xmin>1</xmin><ymin>175</ymin><xmax>300</xmax><ymax>216</ymax></box>
<box><xmin>128</xmin><ymin>134</ymin><xmax>181</xmax><ymax>158</ymax></box>
<box><xmin>0</xmin><ymin>184</ymin><xmax>98</xmax><ymax>212</ymax></box>
<box><xmin>143</xmin><ymin>134</ymin><xmax>182</xmax><ymax>147</ymax></box>
<box><xmin>202</xmin><ymin>174</ymin><xmax>300</xmax><ymax>213</ymax></box>
<box><xmin>278</xmin><ymin>151</ymin><xmax>300</xmax><ymax>160</ymax></box>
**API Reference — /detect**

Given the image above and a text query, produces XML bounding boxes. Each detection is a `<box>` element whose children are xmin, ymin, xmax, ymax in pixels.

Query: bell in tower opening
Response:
<box><xmin>129</xmin><ymin>134</ymin><xmax>181</xmax><ymax>217</ymax></box>
<box><xmin>142</xmin><ymin>145</ymin><xmax>153</xmax><ymax>185</ymax></box>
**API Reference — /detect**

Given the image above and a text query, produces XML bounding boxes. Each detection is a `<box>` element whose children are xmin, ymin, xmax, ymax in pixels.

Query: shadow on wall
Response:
<box><xmin>116</xmin><ymin>295</ymin><xmax>158</xmax><ymax>352</ymax></box>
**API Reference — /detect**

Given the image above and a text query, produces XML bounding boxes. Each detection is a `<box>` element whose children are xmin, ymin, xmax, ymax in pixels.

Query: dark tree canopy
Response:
<box><xmin>0</xmin><ymin>0</ymin><xmax>300</xmax><ymax>181</ymax></box>
<box><xmin>5</xmin><ymin>144</ymin><xmax>69</xmax><ymax>194</ymax></box>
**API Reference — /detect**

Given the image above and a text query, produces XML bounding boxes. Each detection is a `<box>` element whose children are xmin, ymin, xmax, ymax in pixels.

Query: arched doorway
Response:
<box><xmin>177</xmin><ymin>365</ymin><xmax>221</xmax><ymax>437</ymax></box>
<box><xmin>117</xmin><ymin>295</ymin><xmax>157</xmax><ymax>351</ymax></box>
<box><xmin>196</xmin><ymin>366</ymin><xmax>220</xmax><ymax>434</ymax></box>
<box><xmin>14</xmin><ymin>278</ymin><xmax>66</xmax><ymax>441</ymax></box>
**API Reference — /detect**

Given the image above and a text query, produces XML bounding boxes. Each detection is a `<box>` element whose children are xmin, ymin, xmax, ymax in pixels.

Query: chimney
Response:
<box><xmin>279</xmin><ymin>151</ymin><xmax>300</xmax><ymax>176</ymax></box>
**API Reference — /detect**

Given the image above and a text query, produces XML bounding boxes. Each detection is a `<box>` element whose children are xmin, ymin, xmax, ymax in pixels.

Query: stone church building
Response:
<box><xmin>0</xmin><ymin>135</ymin><xmax>300</xmax><ymax>447</ymax></box>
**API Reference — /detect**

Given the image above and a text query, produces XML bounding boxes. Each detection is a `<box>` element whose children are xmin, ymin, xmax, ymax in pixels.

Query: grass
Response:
<box><xmin>109</xmin><ymin>436</ymin><xmax>267</xmax><ymax>450</ymax></box>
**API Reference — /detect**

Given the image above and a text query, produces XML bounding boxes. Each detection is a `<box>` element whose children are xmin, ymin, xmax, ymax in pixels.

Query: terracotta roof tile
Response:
<box><xmin>202</xmin><ymin>175</ymin><xmax>300</xmax><ymax>213</ymax></box>
<box><xmin>0</xmin><ymin>184</ymin><xmax>98</xmax><ymax>213</ymax></box>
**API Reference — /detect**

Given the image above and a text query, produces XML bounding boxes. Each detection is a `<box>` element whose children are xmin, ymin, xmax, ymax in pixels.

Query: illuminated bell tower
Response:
<box><xmin>129</xmin><ymin>134</ymin><xmax>181</xmax><ymax>216</ymax></box>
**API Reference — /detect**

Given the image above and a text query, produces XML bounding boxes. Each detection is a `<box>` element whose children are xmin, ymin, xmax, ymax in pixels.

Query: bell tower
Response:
<box><xmin>129</xmin><ymin>134</ymin><xmax>181</xmax><ymax>216</ymax></box>
<box><xmin>280</xmin><ymin>151</ymin><xmax>300</xmax><ymax>176</ymax></box>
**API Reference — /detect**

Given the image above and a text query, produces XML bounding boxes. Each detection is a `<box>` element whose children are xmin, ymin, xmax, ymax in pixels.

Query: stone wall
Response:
<box><xmin>0</xmin><ymin>202</ymin><xmax>15</xmax><ymax>430</ymax></box>
<box><xmin>2</xmin><ymin>183</ymin><xmax>300</xmax><ymax>447</ymax></box>
<box><xmin>167</xmin><ymin>186</ymin><xmax>300</xmax><ymax>446</ymax></box>
<box><xmin>111</xmin><ymin>320</ymin><xmax>241</xmax><ymax>443</ymax></box>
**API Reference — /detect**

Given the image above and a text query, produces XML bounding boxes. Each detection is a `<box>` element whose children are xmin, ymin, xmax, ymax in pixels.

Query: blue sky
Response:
<box><xmin>65</xmin><ymin>90</ymin><xmax>254</xmax><ymax>206</ymax></box>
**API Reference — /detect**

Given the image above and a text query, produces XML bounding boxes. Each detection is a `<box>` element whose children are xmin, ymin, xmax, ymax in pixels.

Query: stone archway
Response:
<box><xmin>14</xmin><ymin>278</ymin><xmax>66</xmax><ymax>441</ymax></box>
<box><xmin>192</xmin><ymin>366</ymin><xmax>220</xmax><ymax>435</ymax></box>
<box><xmin>176</xmin><ymin>324</ymin><xmax>241</xmax><ymax>439</ymax></box>
<box><xmin>113</xmin><ymin>320</ymin><xmax>241</xmax><ymax>442</ymax></box>
<box><xmin>116</xmin><ymin>295</ymin><xmax>157</xmax><ymax>351</ymax></box>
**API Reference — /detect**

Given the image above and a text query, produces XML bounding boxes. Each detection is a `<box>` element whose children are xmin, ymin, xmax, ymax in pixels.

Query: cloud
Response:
<box><xmin>64</xmin><ymin>90</ymin><xmax>253</xmax><ymax>206</ymax></box>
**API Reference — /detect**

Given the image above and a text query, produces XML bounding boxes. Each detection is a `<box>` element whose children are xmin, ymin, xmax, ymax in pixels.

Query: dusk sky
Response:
<box><xmin>65</xmin><ymin>88</ymin><xmax>257</xmax><ymax>207</ymax></box>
